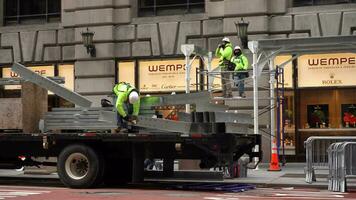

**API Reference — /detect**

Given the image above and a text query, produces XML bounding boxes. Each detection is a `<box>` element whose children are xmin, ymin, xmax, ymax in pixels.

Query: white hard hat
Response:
<box><xmin>129</xmin><ymin>91</ymin><xmax>139</xmax><ymax>104</ymax></box>
<box><xmin>222</xmin><ymin>37</ymin><xmax>230</xmax><ymax>43</ymax></box>
<box><xmin>234</xmin><ymin>46</ymin><xmax>241</xmax><ymax>50</ymax></box>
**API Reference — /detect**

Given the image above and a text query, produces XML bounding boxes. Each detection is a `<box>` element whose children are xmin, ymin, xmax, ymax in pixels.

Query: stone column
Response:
<box><xmin>0</xmin><ymin>0</ymin><xmax>4</xmax><ymax>26</ymax></box>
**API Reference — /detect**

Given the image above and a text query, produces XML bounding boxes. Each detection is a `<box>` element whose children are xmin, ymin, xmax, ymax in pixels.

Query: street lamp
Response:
<box><xmin>235</xmin><ymin>18</ymin><xmax>249</xmax><ymax>49</ymax></box>
<box><xmin>81</xmin><ymin>28</ymin><xmax>96</xmax><ymax>57</ymax></box>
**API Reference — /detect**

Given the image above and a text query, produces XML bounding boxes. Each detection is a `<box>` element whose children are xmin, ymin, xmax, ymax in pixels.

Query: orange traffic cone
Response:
<box><xmin>268</xmin><ymin>139</ymin><xmax>281</xmax><ymax>171</ymax></box>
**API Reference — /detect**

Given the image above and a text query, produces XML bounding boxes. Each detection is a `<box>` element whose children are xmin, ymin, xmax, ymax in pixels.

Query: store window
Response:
<box><xmin>4</xmin><ymin>0</ymin><xmax>61</xmax><ymax>25</ymax></box>
<box><xmin>283</xmin><ymin>91</ymin><xmax>296</xmax><ymax>155</ymax></box>
<box><xmin>138</xmin><ymin>0</ymin><xmax>205</xmax><ymax>17</ymax></box>
<box><xmin>293</xmin><ymin>0</ymin><xmax>356</xmax><ymax>7</ymax></box>
<box><xmin>118</xmin><ymin>61</ymin><xmax>135</xmax><ymax>87</ymax></box>
<box><xmin>307</xmin><ymin>104</ymin><xmax>329</xmax><ymax>128</ymax></box>
<box><xmin>342</xmin><ymin>104</ymin><xmax>356</xmax><ymax>128</ymax></box>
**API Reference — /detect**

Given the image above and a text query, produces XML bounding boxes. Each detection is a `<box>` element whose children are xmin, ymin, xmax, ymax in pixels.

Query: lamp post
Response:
<box><xmin>81</xmin><ymin>28</ymin><xmax>96</xmax><ymax>57</ymax></box>
<box><xmin>235</xmin><ymin>18</ymin><xmax>249</xmax><ymax>49</ymax></box>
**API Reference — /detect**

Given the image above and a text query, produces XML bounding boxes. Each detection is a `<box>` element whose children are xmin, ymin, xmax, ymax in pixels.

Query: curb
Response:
<box><xmin>24</xmin><ymin>168</ymin><xmax>57</xmax><ymax>175</ymax></box>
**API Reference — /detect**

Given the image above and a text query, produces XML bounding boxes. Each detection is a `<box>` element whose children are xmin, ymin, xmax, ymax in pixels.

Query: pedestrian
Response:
<box><xmin>113</xmin><ymin>82</ymin><xmax>140</xmax><ymax>132</ymax></box>
<box><xmin>231</xmin><ymin>46</ymin><xmax>249</xmax><ymax>98</ymax></box>
<box><xmin>215</xmin><ymin>37</ymin><xmax>233</xmax><ymax>97</ymax></box>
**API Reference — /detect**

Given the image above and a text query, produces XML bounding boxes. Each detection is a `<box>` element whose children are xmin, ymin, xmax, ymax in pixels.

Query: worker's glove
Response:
<box><xmin>218</xmin><ymin>43</ymin><xmax>225</xmax><ymax>49</ymax></box>
<box><xmin>127</xmin><ymin>115</ymin><xmax>137</xmax><ymax>124</ymax></box>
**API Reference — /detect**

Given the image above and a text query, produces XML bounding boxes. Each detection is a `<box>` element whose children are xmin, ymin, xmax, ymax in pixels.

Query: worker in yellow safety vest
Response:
<box><xmin>112</xmin><ymin>82</ymin><xmax>140</xmax><ymax>130</ymax></box>
<box><xmin>231</xmin><ymin>46</ymin><xmax>249</xmax><ymax>98</ymax></box>
<box><xmin>215</xmin><ymin>37</ymin><xmax>233</xmax><ymax>97</ymax></box>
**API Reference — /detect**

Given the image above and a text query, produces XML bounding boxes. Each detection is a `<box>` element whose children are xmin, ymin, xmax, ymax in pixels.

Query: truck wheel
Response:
<box><xmin>57</xmin><ymin>145</ymin><xmax>105</xmax><ymax>188</ymax></box>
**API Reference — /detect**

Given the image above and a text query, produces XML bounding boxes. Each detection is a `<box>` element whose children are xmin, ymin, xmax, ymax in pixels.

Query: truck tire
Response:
<box><xmin>57</xmin><ymin>144</ymin><xmax>105</xmax><ymax>188</ymax></box>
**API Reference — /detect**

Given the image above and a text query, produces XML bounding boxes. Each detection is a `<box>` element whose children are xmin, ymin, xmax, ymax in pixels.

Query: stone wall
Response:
<box><xmin>0</xmin><ymin>1</ymin><xmax>355</xmax><ymax>99</ymax></box>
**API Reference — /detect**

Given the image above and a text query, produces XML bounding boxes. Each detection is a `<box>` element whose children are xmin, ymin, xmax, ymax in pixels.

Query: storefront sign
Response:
<box><xmin>298</xmin><ymin>53</ymin><xmax>356</xmax><ymax>87</ymax></box>
<box><xmin>2</xmin><ymin>66</ymin><xmax>55</xmax><ymax>90</ymax></box>
<box><xmin>139</xmin><ymin>59</ymin><xmax>199</xmax><ymax>92</ymax></box>
<box><xmin>274</xmin><ymin>55</ymin><xmax>293</xmax><ymax>88</ymax></box>
<box><xmin>2</xmin><ymin>65</ymin><xmax>74</xmax><ymax>92</ymax></box>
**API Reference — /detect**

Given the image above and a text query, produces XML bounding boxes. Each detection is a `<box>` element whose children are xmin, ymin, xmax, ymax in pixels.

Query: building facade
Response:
<box><xmin>0</xmin><ymin>0</ymin><xmax>356</xmax><ymax>161</ymax></box>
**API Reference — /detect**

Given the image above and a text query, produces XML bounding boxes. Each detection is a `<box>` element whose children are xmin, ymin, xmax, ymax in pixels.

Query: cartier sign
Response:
<box><xmin>298</xmin><ymin>53</ymin><xmax>356</xmax><ymax>87</ymax></box>
<box><xmin>139</xmin><ymin>59</ymin><xmax>199</xmax><ymax>92</ymax></box>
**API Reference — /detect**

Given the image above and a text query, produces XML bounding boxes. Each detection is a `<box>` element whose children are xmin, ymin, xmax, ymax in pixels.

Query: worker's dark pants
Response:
<box><xmin>117</xmin><ymin>102</ymin><xmax>133</xmax><ymax>129</ymax></box>
<box><xmin>234</xmin><ymin>72</ymin><xmax>247</xmax><ymax>96</ymax></box>
<box><xmin>221</xmin><ymin>67</ymin><xmax>232</xmax><ymax>97</ymax></box>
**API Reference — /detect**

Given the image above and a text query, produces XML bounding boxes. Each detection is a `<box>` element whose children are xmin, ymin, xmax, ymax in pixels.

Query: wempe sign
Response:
<box><xmin>139</xmin><ymin>59</ymin><xmax>199</xmax><ymax>92</ymax></box>
<box><xmin>298</xmin><ymin>53</ymin><xmax>356</xmax><ymax>88</ymax></box>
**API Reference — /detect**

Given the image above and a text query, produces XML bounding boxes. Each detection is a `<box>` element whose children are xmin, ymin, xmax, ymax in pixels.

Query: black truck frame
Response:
<box><xmin>0</xmin><ymin>131</ymin><xmax>260</xmax><ymax>188</ymax></box>
<box><xmin>0</xmin><ymin>63</ymin><xmax>261</xmax><ymax>188</ymax></box>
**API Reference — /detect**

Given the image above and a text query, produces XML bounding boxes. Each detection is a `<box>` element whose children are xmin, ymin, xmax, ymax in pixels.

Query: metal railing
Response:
<box><xmin>304</xmin><ymin>136</ymin><xmax>356</xmax><ymax>183</ymax></box>
<box><xmin>328</xmin><ymin>142</ymin><xmax>356</xmax><ymax>192</ymax></box>
<box><xmin>195</xmin><ymin>68</ymin><xmax>271</xmax><ymax>94</ymax></box>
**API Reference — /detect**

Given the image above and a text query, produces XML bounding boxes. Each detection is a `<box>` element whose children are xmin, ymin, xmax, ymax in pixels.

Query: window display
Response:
<box><xmin>307</xmin><ymin>104</ymin><xmax>329</xmax><ymax>128</ymax></box>
<box><xmin>280</xmin><ymin>91</ymin><xmax>295</xmax><ymax>155</ymax></box>
<box><xmin>342</xmin><ymin>104</ymin><xmax>356</xmax><ymax>128</ymax></box>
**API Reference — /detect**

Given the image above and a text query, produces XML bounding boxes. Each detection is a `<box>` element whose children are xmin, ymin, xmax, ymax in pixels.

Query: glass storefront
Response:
<box><xmin>276</xmin><ymin>53</ymin><xmax>356</xmax><ymax>158</ymax></box>
<box><xmin>295</xmin><ymin>53</ymin><xmax>356</xmax><ymax>157</ymax></box>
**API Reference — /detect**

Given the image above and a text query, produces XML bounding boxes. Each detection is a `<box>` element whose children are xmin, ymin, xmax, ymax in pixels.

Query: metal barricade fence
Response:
<box><xmin>327</xmin><ymin>142</ymin><xmax>344</xmax><ymax>191</ymax></box>
<box><xmin>304</xmin><ymin>136</ymin><xmax>356</xmax><ymax>183</ymax></box>
<box><xmin>328</xmin><ymin>142</ymin><xmax>356</xmax><ymax>192</ymax></box>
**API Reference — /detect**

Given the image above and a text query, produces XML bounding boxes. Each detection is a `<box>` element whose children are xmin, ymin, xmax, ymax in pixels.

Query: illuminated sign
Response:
<box><xmin>298</xmin><ymin>53</ymin><xmax>356</xmax><ymax>87</ymax></box>
<box><xmin>139</xmin><ymin>59</ymin><xmax>199</xmax><ymax>92</ymax></box>
<box><xmin>2</xmin><ymin>66</ymin><xmax>55</xmax><ymax>90</ymax></box>
<box><xmin>2</xmin><ymin>65</ymin><xmax>74</xmax><ymax>92</ymax></box>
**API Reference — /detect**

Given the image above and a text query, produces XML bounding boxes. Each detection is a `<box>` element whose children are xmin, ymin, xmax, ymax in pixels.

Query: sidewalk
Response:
<box><xmin>226</xmin><ymin>163</ymin><xmax>356</xmax><ymax>189</ymax></box>
<box><xmin>146</xmin><ymin>163</ymin><xmax>356</xmax><ymax>190</ymax></box>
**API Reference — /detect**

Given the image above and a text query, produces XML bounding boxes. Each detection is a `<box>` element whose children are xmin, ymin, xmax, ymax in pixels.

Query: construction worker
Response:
<box><xmin>231</xmin><ymin>46</ymin><xmax>249</xmax><ymax>98</ymax></box>
<box><xmin>113</xmin><ymin>82</ymin><xmax>140</xmax><ymax>131</ymax></box>
<box><xmin>215</xmin><ymin>37</ymin><xmax>233</xmax><ymax>97</ymax></box>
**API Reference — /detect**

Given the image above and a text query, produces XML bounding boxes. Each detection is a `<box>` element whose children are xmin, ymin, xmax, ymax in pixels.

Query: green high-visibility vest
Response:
<box><xmin>113</xmin><ymin>82</ymin><xmax>140</xmax><ymax>117</ymax></box>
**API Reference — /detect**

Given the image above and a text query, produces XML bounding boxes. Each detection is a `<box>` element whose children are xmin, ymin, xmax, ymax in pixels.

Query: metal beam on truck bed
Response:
<box><xmin>44</xmin><ymin>107</ymin><xmax>117</xmax><ymax>131</ymax></box>
<box><xmin>158</xmin><ymin>92</ymin><xmax>228</xmax><ymax>112</ymax></box>
<box><xmin>178</xmin><ymin>112</ymin><xmax>253</xmax><ymax>125</ymax></box>
<box><xmin>137</xmin><ymin>116</ymin><xmax>250</xmax><ymax>134</ymax></box>
<box><xmin>11</xmin><ymin>63</ymin><xmax>92</xmax><ymax>107</ymax></box>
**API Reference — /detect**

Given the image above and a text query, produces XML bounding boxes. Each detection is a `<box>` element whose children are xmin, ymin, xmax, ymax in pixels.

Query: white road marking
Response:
<box><xmin>204</xmin><ymin>197</ymin><xmax>240</xmax><ymax>200</ymax></box>
<box><xmin>206</xmin><ymin>188</ymin><xmax>351</xmax><ymax>200</ymax></box>
<box><xmin>0</xmin><ymin>189</ymin><xmax>50</xmax><ymax>199</ymax></box>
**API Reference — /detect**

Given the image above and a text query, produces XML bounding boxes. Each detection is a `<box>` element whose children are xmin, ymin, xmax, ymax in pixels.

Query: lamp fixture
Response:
<box><xmin>81</xmin><ymin>28</ymin><xmax>96</xmax><ymax>57</ymax></box>
<box><xmin>235</xmin><ymin>18</ymin><xmax>249</xmax><ymax>49</ymax></box>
